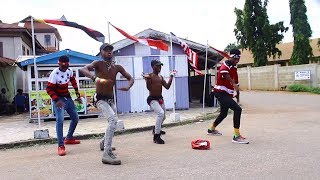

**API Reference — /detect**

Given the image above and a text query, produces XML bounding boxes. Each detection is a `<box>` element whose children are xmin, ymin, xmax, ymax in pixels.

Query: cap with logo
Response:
<box><xmin>100</xmin><ymin>43</ymin><xmax>114</xmax><ymax>51</ymax></box>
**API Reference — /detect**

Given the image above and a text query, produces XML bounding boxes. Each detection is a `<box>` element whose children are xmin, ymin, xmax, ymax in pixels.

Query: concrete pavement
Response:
<box><xmin>0</xmin><ymin>102</ymin><xmax>218</xmax><ymax>148</ymax></box>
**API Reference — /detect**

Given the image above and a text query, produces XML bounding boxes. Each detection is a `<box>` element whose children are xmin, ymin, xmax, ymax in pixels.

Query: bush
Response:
<box><xmin>310</xmin><ymin>87</ymin><xmax>320</xmax><ymax>94</ymax></box>
<box><xmin>288</xmin><ymin>84</ymin><xmax>311</xmax><ymax>92</ymax></box>
<box><xmin>288</xmin><ymin>84</ymin><xmax>320</xmax><ymax>94</ymax></box>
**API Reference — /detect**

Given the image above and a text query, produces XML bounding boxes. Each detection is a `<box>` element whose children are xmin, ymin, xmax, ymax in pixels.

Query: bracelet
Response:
<box><xmin>91</xmin><ymin>75</ymin><xmax>96</xmax><ymax>82</ymax></box>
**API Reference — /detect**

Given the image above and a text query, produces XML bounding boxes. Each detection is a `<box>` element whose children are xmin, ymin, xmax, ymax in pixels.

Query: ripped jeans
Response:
<box><xmin>150</xmin><ymin>100</ymin><xmax>166</xmax><ymax>134</ymax></box>
<box><xmin>96</xmin><ymin>99</ymin><xmax>118</xmax><ymax>152</ymax></box>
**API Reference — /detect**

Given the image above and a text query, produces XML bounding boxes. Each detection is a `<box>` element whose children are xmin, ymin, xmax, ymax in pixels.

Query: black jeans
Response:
<box><xmin>213</xmin><ymin>92</ymin><xmax>242</xmax><ymax>129</ymax></box>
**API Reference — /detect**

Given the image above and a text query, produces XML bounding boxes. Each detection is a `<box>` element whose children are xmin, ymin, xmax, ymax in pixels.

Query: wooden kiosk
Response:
<box><xmin>18</xmin><ymin>49</ymin><xmax>101</xmax><ymax>120</ymax></box>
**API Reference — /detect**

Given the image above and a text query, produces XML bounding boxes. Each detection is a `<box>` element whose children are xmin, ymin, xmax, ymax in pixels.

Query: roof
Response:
<box><xmin>0</xmin><ymin>56</ymin><xmax>15</xmax><ymax>67</ymax></box>
<box><xmin>0</xmin><ymin>23</ymin><xmax>25</xmax><ymax>29</ymax></box>
<box><xmin>18</xmin><ymin>49</ymin><xmax>100</xmax><ymax>68</ymax></box>
<box><xmin>111</xmin><ymin>28</ymin><xmax>224</xmax><ymax>69</ymax></box>
<box><xmin>239</xmin><ymin>38</ymin><xmax>320</xmax><ymax>65</ymax></box>
<box><xmin>16</xmin><ymin>55</ymin><xmax>39</xmax><ymax>63</ymax></box>
<box><xmin>0</xmin><ymin>22</ymin><xmax>45</xmax><ymax>51</ymax></box>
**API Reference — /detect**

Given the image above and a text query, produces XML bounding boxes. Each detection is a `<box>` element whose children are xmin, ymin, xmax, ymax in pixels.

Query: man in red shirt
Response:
<box><xmin>46</xmin><ymin>55</ymin><xmax>81</xmax><ymax>156</ymax></box>
<box><xmin>207</xmin><ymin>49</ymin><xmax>249</xmax><ymax>144</ymax></box>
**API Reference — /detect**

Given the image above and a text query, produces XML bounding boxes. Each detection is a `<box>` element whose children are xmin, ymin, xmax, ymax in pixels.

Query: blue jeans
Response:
<box><xmin>53</xmin><ymin>97</ymin><xmax>79</xmax><ymax>146</ymax></box>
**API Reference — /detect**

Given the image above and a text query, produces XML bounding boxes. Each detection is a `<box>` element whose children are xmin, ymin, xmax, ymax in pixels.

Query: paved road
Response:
<box><xmin>0</xmin><ymin>91</ymin><xmax>319</xmax><ymax>179</ymax></box>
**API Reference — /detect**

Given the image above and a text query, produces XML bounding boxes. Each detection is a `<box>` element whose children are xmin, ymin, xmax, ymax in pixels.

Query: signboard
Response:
<box><xmin>30</xmin><ymin>91</ymin><xmax>53</xmax><ymax>118</ymax></box>
<box><xmin>85</xmin><ymin>89</ymin><xmax>101</xmax><ymax>114</ymax></box>
<box><xmin>294</xmin><ymin>70</ymin><xmax>311</xmax><ymax>80</ymax></box>
<box><xmin>70</xmin><ymin>90</ymin><xmax>86</xmax><ymax>114</ymax></box>
<box><xmin>29</xmin><ymin>89</ymin><xmax>100</xmax><ymax>119</ymax></box>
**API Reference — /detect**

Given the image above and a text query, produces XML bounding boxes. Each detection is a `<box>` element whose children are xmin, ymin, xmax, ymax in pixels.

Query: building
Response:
<box><xmin>17</xmin><ymin>49</ymin><xmax>100</xmax><ymax>119</ymax></box>
<box><xmin>17</xmin><ymin>16</ymin><xmax>62</xmax><ymax>52</ymax></box>
<box><xmin>0</xmin><ymin>21</ymin><xmax>47</xmax><ymax>101</ymax></box>
<box><xmin>0</xmin><ymin>21</ymin><xmax>45</xmax><ymax>58</ymax></box>
<box><xmin>110</xmin><ymin>28</ymin><xmax>223</xmax><ymax>112</ymax></box>
<box><xmin>0</xmin><ymin>16</ymin><xmax>62</xmax><ymax>100</ymax></box>
<box><xmin>238</xmin><ymin>38</ymin><xmax>320</xmax><ymax>67</ymax></box>
<box><xmin>17</xmin><ymin>28</ymin><xmax>223</xmax><ymax>116</ymax></box>
<box><xmin>0</xmin><ymin>56</ymin><xmax>16</xmax><ymax>101</ymax></box>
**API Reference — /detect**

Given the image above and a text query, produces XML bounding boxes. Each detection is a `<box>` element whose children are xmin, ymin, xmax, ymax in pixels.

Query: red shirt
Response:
<box><xmin>46</xmin><ymin>67</ymin><xmax>78</xmax><ymax>101</ymax></box>
<box><xmin>214</xmin><ymin>60</ymin><xmax>239</xmax><ymax>97</ymax></box>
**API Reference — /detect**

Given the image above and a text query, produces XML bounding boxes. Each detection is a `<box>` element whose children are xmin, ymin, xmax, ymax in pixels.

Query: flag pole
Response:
<box><xmin>202</xmin><ymin>40</ymin><xmax>209</xmax><ymax>113</ymax></box>
<box><xmin>170</xmin><ymin>33</ymin><xmax>176</xmax><ymax>115</ymax></box>
<box><xmin>107</xmin><ymin>21</ymin><xmax>111</xmax><ymax>45</ymax></box>
<box><xmin>31</xmin><ymin>17</ymin><xmax>41</xmax><ymax>129</ymax></box>
<box><xmin>107</xmin><ymin>21</ymin><xmax>118</xmax><ymax>116</ymax></box>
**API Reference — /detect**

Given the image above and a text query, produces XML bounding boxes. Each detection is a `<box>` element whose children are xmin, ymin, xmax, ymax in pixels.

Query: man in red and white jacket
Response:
<box><xmin>46</xmin><ymin>55</ymin><xmax>81</xmax><ymax>156</ymax></box>
<box><xmin>207</xmin><ymin>49</ymin><xmax>249</xmax><ymax>144</ymax></box>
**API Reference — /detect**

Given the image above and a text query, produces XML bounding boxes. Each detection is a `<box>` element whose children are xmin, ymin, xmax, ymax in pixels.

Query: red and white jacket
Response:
<box><xmin>214</xmin><ymin>60</ymin><xmax>239</xmax><ymax>97</ymax></box>
<box><xmin>46</xmin><ymin>68</ymin><xmax>78</xmax><ymax>101</ymax></box>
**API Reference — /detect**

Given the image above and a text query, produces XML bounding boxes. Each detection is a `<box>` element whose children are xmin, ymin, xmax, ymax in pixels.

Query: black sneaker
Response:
<box><xmin>152</xmin><ymin>126</ymin><xmax>166</xmax><ymax>135</ymax></box>
<box><xmin>207</xmin><ymin>129</ymin><xmax>222</xmax><ymax>136</ymax></box>
<box><xmin>153</xmin><ymin>134</ymin><xmax>165</xmax><ymax>144</ymax></box>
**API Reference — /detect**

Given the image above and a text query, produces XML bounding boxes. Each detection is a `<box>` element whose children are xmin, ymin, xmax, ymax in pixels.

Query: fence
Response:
<box><xmin>237</xmin><ymin>64</ymin><xmax>320</xmax><ymax>90</ymax></box>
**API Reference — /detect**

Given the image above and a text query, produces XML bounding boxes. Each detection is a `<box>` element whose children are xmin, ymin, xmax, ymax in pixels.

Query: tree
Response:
<box><xmin>234</xmin><ymin>0</ymin><xmax>288</xmax><ymax>67</ymax></box>
<box><xmin>224</xmin><ymin>43</ymin><xmax>241</xmax><ymax>52</ymax></box>
<box><xmin>289</xmin><ymin>0</ymin><xmax>313</xmax><ymax>65</ymax></box>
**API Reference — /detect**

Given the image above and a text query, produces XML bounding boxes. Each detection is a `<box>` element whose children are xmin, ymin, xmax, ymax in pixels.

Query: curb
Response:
<box><xmin>0</xmin><ymin>111</ymin><xmax>219</xmax><ymax>150</ymax></box>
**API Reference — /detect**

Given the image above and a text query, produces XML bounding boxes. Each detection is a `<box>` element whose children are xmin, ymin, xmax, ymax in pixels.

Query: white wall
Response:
<box><xmin>21</xmin><ymin>41</ymin><xmax>32</xmax><ymax>55</ymax></box>
<box><xmin>0</xmin><ymin>37</ymin><xmax>32</xmax><ymax>93</ymax></box>
<box><xmin>0</xmin><ymin>37</ymin><xmax>23</xmax><ymax>59</ymax></box>
<box><xmin>35</xmin><ymin>33</ymin><xmax>59</xmax><ymax>50</ymax></box>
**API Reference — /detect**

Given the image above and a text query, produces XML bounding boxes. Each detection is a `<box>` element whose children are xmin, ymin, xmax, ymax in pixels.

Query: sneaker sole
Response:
<box><xmin>232</xmin><ymin>140</ymin><xmax>249</xmax><ymax>144</ymax></box>
<box><xmin>207</xmin><ymin>133</ymin><xmax>222</xmax><ymax>136</ymax></box>
<box><xmin>102</xmin><ymin>160</ymin><xmax>121</xmax><ymax>165</ymax></box>
<box><xmin>64</xmin><ymin>143</ymin><xmax>80</xmax><ymax>145</ymax></box>
<box><xmin>58</xmin><ymin>152</ymin><xmax>66</xmax><ymax>156</ymax></box>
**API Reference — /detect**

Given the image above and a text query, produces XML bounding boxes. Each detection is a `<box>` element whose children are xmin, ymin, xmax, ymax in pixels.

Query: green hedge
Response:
<box><xmin>288</xmin><ymin>84</ymin><xmax>320</xmax><ymax>94</ymax></box>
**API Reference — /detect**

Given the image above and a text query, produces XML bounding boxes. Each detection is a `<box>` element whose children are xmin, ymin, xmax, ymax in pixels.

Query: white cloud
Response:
<box><xmin>0</xmin><ymin>0</ymin><xmax>319</xmax><ymax>54</ymax></box>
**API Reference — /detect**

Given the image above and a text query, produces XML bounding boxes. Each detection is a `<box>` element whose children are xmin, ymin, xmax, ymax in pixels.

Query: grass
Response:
<box><xmin>288</xmin><ymin>84</ymin><xmax>320</xmax><ymax>94</ymax></box>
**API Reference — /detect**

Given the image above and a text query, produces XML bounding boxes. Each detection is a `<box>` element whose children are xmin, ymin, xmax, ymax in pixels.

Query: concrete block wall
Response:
<box><xmin>278</xmin><ymin>64</ymin><xmax>317</xmax><ymax>88</ymax></box>
<box><xmin>238</xmin><ymin>64</ymin><xmax>320</xmax><ymax>91</ymax></box>
<box><xmin>250</xmin><ymin>66</ymin><xmax>275</xmax><ymax>90</ymax></box>
<box><xmin>238</xmin><ymin>67</ymin><xmax>249</xmax><ymax>90</ymax></box>
<box><xmin>317</xmin><ymin>65</ymin><xmax>320</xmax><ymax>87</ymax></box>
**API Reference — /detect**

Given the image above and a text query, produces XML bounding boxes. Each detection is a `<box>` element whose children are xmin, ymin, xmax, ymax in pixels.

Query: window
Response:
<box><xmin>27</xmin><ymin>49</ymin><xmax>30</xmax><ymax>55</ymax></box>
<box><xmin>0</xmin><ymin>42</ymin><xmax>3</xmax><ymax>57</ymax></box>
<box><xmin>44</xmin><ymin>35</ymin><xmax>51</xmax><ymax>46</ymax></box>
<box><xmin>22</xmin><ymin>45</ymin><xmax>26</xmax><ymax>55</ymax></box>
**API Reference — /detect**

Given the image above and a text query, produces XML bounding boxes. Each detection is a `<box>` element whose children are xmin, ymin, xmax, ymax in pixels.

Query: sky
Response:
<box><xmin>1</xmin><ymin>0</ymin><xmax>319</xmax><ymax>55</ymax></box>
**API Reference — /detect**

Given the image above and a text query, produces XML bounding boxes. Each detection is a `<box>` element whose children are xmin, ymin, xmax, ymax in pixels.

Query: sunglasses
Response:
<box><xmin>58</xmin><ymin>61</ymin><xmax>70</xmax><ymax>66</ymax></box>
<box><xmin>230</xmin><ymin>54</ymin><xmax>241</xmax><ymax>59</ymax></box>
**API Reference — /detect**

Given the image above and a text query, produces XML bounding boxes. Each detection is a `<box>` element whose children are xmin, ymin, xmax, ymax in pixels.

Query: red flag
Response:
<box><xmin>171</xmin><ymin>32</ymin><xmax>202</xmax><ymax>75</ymax></box>
<box><xmin>110</xmin><ymin>23</ymin><xmax>168</xmax><ymax>51</ymax></box>
<box><xmin>209</xmin><ymin>45</ymin><xmax>230</xmax><ymax>59</ymax></box>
